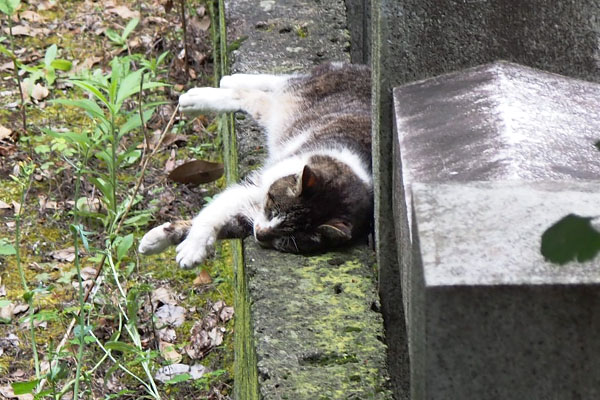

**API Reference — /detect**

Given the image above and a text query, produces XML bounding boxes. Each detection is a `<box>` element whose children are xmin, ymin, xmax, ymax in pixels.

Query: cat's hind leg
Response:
<box><xmin>179</xmin><ymin>87</ymin><xmax>293</xmax><ymax>128</ymax></box>
<box><xmin>219</xmin><ymin>73</ymin><xmax>292</xmax><ymax>91</ymax></box>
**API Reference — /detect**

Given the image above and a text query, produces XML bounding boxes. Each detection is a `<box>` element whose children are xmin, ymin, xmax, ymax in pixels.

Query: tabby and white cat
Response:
<box><xmin>138</xmin><ymin>62</ymin><xmax>372</xmax><ymax>269</ymax></box>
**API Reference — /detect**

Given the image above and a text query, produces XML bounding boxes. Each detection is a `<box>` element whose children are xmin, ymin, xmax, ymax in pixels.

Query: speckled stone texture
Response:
<box><xmin>393</xmin><ymin>63</ymin><xmax>600</xmax><ymax>399</ymax></box>
<box><xmin>224</xmin><ymin>0</ymin><xmax>393</xmax><ymax>398</ymax></box>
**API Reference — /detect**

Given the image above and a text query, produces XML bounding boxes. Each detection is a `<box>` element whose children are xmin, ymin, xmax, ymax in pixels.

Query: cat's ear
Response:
<box><xmin>297</xmin><ymin>165</ymin><xmax>320</xmax><ymax>196</ymax></box>
<box><xmin>318</xmin><ymin>219</ymin><xmax>352</xmax><ymax>242</ymax></box>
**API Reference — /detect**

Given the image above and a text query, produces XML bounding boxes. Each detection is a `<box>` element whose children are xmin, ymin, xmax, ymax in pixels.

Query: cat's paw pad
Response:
<box><xmin>175</xmin><ymin>230</ymin><xmax>216</xmax><ymax>269</ymax></box>
<box><xmin>139</xmin><ymin>223</ymin><xmax>173</xmax><ymax>255</ymax></box>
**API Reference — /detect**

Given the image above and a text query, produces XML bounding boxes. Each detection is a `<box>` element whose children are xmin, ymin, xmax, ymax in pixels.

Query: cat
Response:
<box><xmin>138</xmin><ymin>62</ymin><xmax>373</xmax><ymax>269</ymax></box>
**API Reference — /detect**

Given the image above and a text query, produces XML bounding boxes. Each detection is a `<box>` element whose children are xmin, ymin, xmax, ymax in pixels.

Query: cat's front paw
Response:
<box><xmin>175</xmin><ymin>229</ymin><xmax>216</xmax><ymax>269</ymax></box>
<box><xmin>139</xmin><ymin>223</ymin><xmax>172</xmax><ymax>255</ymax></box>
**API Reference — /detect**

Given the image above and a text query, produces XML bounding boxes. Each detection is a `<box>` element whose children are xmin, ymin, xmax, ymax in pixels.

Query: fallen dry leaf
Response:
<box><xmin>0</xmin><ymin>125</ymin><xmax>12</xmax><ymax>140</ymax></box>
<box><xmin>159</xmin><ymin>340</ymin><xmax>182</xmax><ymax>363</ymax></box>
<box><xmin>107</xmin><ymin>5</ymin><xmax>140</xmax><ymax>19</ymax></box>
<box><xmin>19</xmin><ymin>10</ymin><xmax>45</xmax><ymax>22</ymax></box>
<box><xmin>31</xmin><ymin>83</ymin><xmax>49</xmax><ymax>101</ymax></box>
<box><xmin>193</xmin><ymin>270</ymin><xmax>212</xmax><ymax>286</ymax></box>
<box><xmin>219</xmin><ymin>306</ymin><xmax>234</xmax><ymax>323</ymax></box>
<box><xmin>154</xmin><ymin>363</ymin><xmax>207</xmax><ymax>383</ymax></box>
<box><xmin>80</xmin><ymin>267</ymin><xmax>97</xmax><ymax>280</ymax></box>
<box><xmin>49</xmin><ymin>246</ymin><xmax>76</xmax><ymax>262</ymax></box>
<box><xmin>168</xmin><ymin>160</ymin><xmax>224</xmax><ymax>185</ymax></box>
<box><xmin>0</xmin><ymin>200</ymin><xmax>11</xmax><ymax>209</ymax></box>
<box><xmin>155</xmin><ymin>304</ymin><xmax>186</xmax><ymax>327</ymax></box>
<box><xmin>151</xmin><ymin>287</ymin><xmax>178</xmax><ymax>308</ymax></box>
<box><xmin>12</xmin><ymin>201</ymin><xmax>20</xmax><ymax>214</ymax></box>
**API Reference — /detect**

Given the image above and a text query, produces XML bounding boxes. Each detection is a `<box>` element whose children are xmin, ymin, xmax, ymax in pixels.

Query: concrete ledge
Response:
<box><xmin>393</xmin><ymin>62</ymin><xmax>600</xmax><ymax>399</ymax></box>
<box><xmin>224</xmin><ymin>0</ymin><xmax>393</xmax><ymax>398</ymax></box>
<box><xmin>411</xmin><ymin>182</ymin><xmax>600</xmax><ymax>399</ymax></box>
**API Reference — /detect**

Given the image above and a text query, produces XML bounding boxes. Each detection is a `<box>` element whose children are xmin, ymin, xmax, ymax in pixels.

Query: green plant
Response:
<box><xmin>106</xmin><ymin>18</ymin><xmax>140</xmax><ymax>50</ymax></box>
<box><xmin>19</xmin><ymin>44</ymin><xmax>73</xmax><ymax>87</ymax></box>
<box><xmin>0</xmin><ymin>0</ymin><xmax>26</xmax><ymax>132</ymax></box>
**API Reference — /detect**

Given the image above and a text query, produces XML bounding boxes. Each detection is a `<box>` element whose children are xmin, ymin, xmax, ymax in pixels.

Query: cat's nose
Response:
<box><xmin>254</xmin><ymin>226</ymin><xmax>272</xmax><ymax>242</ymax></box>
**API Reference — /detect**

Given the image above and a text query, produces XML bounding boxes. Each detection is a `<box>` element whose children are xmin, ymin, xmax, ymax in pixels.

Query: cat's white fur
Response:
<box><xmin>139</xmin><ymin>71</ymin><xmax>371</xmax><ymax>268</ymax></box>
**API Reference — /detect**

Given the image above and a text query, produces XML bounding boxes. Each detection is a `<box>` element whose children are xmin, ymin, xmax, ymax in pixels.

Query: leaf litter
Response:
<box><xmin>0</xmin><ymin>0</ymin><xmax>233</xmax><ymax>396</ymax></box>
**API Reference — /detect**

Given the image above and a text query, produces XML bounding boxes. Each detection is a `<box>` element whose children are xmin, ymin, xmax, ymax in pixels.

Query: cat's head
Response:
<box><xmin>253</xmin><ymin>163</ymin><xmax>371</xmax><ymax>253</ymax></box>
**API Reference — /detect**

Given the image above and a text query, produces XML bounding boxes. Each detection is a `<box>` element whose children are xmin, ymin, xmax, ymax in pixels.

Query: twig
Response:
<box><xmin>180</xmin><ymin>0</ymin><xmax>189</xmax><ymax>77</ymax></box>
<box><xmin>37</xmin><ymin>105</ymin><xmax>180</xmax><ymax>393</ymax></box>
<box><xmin>8</xmin><ymin>20</ymin><xmax>27</xmax><ymax>135</ymax></box>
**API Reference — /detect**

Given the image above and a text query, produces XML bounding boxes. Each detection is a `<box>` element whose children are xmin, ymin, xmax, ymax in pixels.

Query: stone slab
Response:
<box><xmin>410</xmin><ymin>181</ymin><xmax>600</xmax><ymax>399</ymax></box>
<box><xmin>393</xmin><ymin>63</ymin><xmax>600</xmax><ymax>399</ymax></box>
<box><xmin>224</xmin><ymin>0</ymin><xmax>393</xmax><ymax>398</ymax></box>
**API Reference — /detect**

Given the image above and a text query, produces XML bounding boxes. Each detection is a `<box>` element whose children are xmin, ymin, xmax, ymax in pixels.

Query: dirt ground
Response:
<box><xmin>0</xmin><ymin>0</ymin><xmax>235</xmax><ymax>398</ymax></box>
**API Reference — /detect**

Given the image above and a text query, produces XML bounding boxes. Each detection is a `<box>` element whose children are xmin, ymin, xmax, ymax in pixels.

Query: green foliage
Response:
<box><xmin>106</xmin><ymin>18</ymin><xmax>139</xmax><ymax>49</ymax></box>
<box><xmin>19</xmin><ymin>44</ymin><xmax>73</xmax><ymax>87</ymax></box>
<box><xmin>0</xmin><ymin>0</ymin><xmax>20</xmax><ymax>16</ymax></box>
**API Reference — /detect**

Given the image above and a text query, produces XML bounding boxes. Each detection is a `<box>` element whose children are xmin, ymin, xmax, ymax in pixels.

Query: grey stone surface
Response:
<box><xmin>410</xmin><ymin>182</ymin><xmax>600</xmax><ymax>399</ymax></box>
<box><xmin>393</xmin><ymin>63</ymin><xmax>600</xmax><ymax>398</ymax></box>
<box><xmin>395</xmin><ymin>62</ymin><xmax>600</xmax><ymax>186</ymax></box>
<box><xmin>225</xmin><ymin>0</ymin><xmax>393</xmax><ymax>398</ymax></box>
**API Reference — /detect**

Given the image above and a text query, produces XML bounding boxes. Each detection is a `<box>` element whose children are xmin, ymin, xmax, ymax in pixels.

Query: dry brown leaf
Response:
<box><xmin>36</xmin><ymin>0</ymin><xmax>56</xmax><ymax>11</ymax></box>
<box><xmin>12</xmin><ymin>201</ymin><xmax>20</xmax><ymax>214</ymax></box>
<box><xmin>168</xmin><ymin>160</ymin><xmax>224</xmax><ymax>185</ymax></box>
<box><xmin>107</xmin><ymin>5</ymin><xmax>140</xmax><ymax>19</ymax></box>
<box><xmin>155</xmin><ymin>304</ymin><xmax>186</xmax><ymax>327</ymax></box>
<box><xmin>193</xmin><ymin>270</ymin><xmax>212</xmax><ymax>286</ymax></box>
<box><xmin>164</xmin><ymin>148</ymin><xmax>177</xmax><ymax>173</ymax></box>
<box><xmin>159</xmin><ymin>341</ymin><xmax>182</xmax><ymax>363</ymax></box>
<box><xmin>145</xmin><ymin>16</ymin><xmax>168</xmax><ymax>25</ymax></box>
<box><xmin>0</xmin><ymin>125</ymin><xmax>11</xmax><ymax>141</ymax></box>
<box><xmin>20</xmin><ymin>10</ymin><xmax>45</xmax><ymax>22</ymax></box>
<box><xmin>151</xmin><ymin>287</ymin><xmax>178</xmax><ymax>308</ymax></box>
<box><xmin>0</xmin><ymin>303</ymin><xmax>14</xmax><ymax>320</ymax></box>
<box><xmin>49</xmin><ymin>246</ymin><xmax>76</xmax><ymax>262</ymax></box>
<box><xmin>0</xmin><ymin>61</ymin><xmax>13</xmax><ymax>71</ymax></box>
<box><xmin>80</xmin><ymin>267</ymin><xmax>97</xmax><ymax>280</ymax></box>
<box><xmin>219</xmin><ymin>306</ymin><xmax>234</xmax><ymax>323</ymax></box>
<box><xmin>7</xmin><ymin>25</ymin><xmax>33</xmax><ymax>36</ymax></box>
<box><xmin>31</xmin><ymin>83</ymin><xmax>49</xmax><ymax>101</ymax></box>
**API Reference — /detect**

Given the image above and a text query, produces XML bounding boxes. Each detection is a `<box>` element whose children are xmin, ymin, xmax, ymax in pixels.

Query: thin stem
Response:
<box><xmin>72</xmin><ymin>147</ymin><xmax>91</xmax><ymax>399</ymax></box>
<box><xmin>180</xmin><ymin>0</ymin><xmax>189</xmax><ymax>77</ymax></box>
<box><xmin>7</xmin><ymin>18</ymin><xmax>27</xmax><ymax>135</ymax></box>
<box><xmin>14</xmin><ymin>166</ymin><xmax>41</xmax><ymax>378</ymax></box>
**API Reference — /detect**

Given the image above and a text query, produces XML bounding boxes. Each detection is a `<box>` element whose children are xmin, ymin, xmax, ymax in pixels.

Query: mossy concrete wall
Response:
<box><xmin>224</xmin><ymin>0</ymin><xmax>393</xmax><ymax>398</ymax></box>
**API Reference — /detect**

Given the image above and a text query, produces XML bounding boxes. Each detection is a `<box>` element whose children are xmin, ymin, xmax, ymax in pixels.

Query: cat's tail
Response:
<box><xmin>138</xmin><ymin>220</ymin><xmax>192</xmax><ymax>255</ymax></box>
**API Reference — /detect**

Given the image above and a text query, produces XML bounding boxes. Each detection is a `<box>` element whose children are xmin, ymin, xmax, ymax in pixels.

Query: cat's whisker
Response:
<box><xmin>290</xmin><ymin>235</ymin><xmax>299</xmax><ymax>252</ymax></box>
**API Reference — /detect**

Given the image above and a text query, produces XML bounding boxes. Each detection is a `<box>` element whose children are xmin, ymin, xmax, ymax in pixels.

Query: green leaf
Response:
<box><xmin>69</xmin><ymin>80</ymin><xmax>111</xmax><ymax>110</ymax></box>
<box><xmin>42</xmin><ymin>128</ymin><xmax>92</xmax><ymax>147</ymax></box>
<box><xmin>115</xmin><ymin>233</ymin><xmax>134</xmax><ymax>262</ymax></box>
<box><xmin>44</xmin><ymin>44</ymin><xmax>57</xmax><ymax>67</ymax></box>
<box><xmin>11</xmin><ymin>379</ymin><xmax>39</xmax><ymax>395</ymax></box>
<box><xmin>115</xmin><ymin>69</ymin><xmax>143</xmax><ymax>108</ymax></box>
<box><xmin>51</xmin><ymin>98</ymin><xmax>106</xmax><ymax>121</ymax></box>
<box><xmin>105</xmin><ymin>340</ymin><xmax>139</xmax><ymax>354</ymax></box>
<box><xmin>0</xmin><ymin>299</ymin><xmax>11</xmax><ymax>307</ymax></box>
<box><xmin>0</xmin><ymin>43</ymin><xmax>15</xmax><ymax>59</ymax></box>
<box><xmin>105</xmin><ymin>28</ymin><xmax>124</xmax><ymax>45</ymax></box>
<box><xmin>51</xmin><ymin>59</ymin><xmax>72</xmax><ymax>71</ymax></box>
<box><xmin>165</xmin><ymin>373</ymin><xmax>191</xmax><ymax>385</ymax></box>
<box><xmin>120</xmin><ymin>108</ymin><xmax>154</xmax><ymax>136</ymax></box>
<box><xmin>121</xmin><ymin>17</ymin><xmax>139</xmax><ymax>41</ymax></box>
<box><xmin>45</xmin><ymin>66</ymin><xmax>56</xmax><ymax>86</ymax></box>
<box><xmin>0</xmin><ymin>0</ymin><xmax>21</xmax><ymax>16</ymax></box>
<box><xmin>0</xmin><ymin>240</ymin><xmax>16</xmax><ymax>255</ymax></box>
